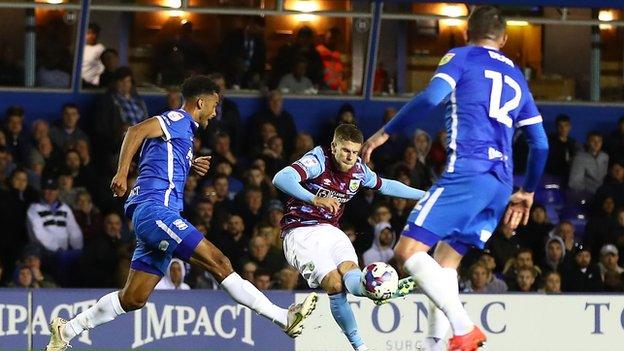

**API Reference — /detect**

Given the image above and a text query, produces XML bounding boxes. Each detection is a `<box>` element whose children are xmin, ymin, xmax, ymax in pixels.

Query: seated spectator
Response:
<box><xmin>49</xmin><ymin>103</ymin><xmax>90</xmax><ymax>150</ymax></box>
<box><xmin>606</xmin><ymin>116</ymin><xmax>624</xmax><ymax>158</ymax></box>
<box><xmin>561</xmin><ymin>243</ymin><xmax>603</xmax><ymax>292</ymax></box>
<box><xmin>214</xmin><ymin>160</ymin><xmax>244</xmax><ymax>196</ymax></box>
<box><xmin>541</xmin><ymin>236</ymin><xmax>567</xmax><ymax>274</ymax></box>
<box><xmin>4</xmin><ymin>106</ymin><xmax>31</xmax><ymax>165</ymax></box>
<box><xmin>463</xmin><ymin>261</ymin><xmax>507</xmax><ymax>293</ymax></box>
<box><xmin>512</xmin><ymin>267</ymin><xmax>538</xmax><ymax>292</ymax></box>
<box><xmin>275</xmin><ymin>266</ymin><xmax>300</xmax><ymax>290</ymax></box>
<box><xmin>61</xmin><ymin>148</ymin><xmax>97</xmax><ymax>193</ymax></box>
<box><xmin>503</xmin><ymin>248</ymin><xmax>541</xmax><ymax>290</ymax></box>
<box><xmin>569</xmin><ymin>131</ymin><xmax>608</xmax><ymax>193</ymax></box>
<box><xmin>241</xmin><ymin>166</ymin><xmax>276</xmax><ymax>202</ymax></box>
<box><xmin>289</xmin><ymin>133</ymin><xmax>314</xmax><ymax>162</ymax></box>
<box><xmin>212</xmin><ymin>132</ymin><xmax>239</xmax><ymax>173</ymax></box>
<box><xmin>273</xmin><ymin>26</ymin><xmax>323</xmax><ymax>88</ymax></box>
<box><xmin>253</xmin><ymin>269</ymin><xmax>272</xmax><ymax>290</ymax></box>
<box><xmin>606</xmin><ymin>208</ymin><xmax>624</xmax><ymax>259</ymax></box>
<box><xmin>155</xmin><ymin>259</ymin><xmax>190</xmax><ymax>290</ymax></box>
<box><xmin>213</xmin><ymin>214</ymin><xmax>248</xmax><ymax>271</ymax></box>
<box><xmin>478</xmin><ymin>249</ymin><xmax>501</xmax><ymax>277</ymax></box>
<box><xmin>58</xmin><ymin>172</ymin><xmax>82</xmax><ymax>208</ymax></box>
<box><xmin>538</xmin><ymin>271</ymin><xmax>562</xmax><ymax>294</ymax></box>
<box><xmin>242</xmin><ymin>260</ymin><xmax>258</xmax><ymax>282</ymax></box>
<box><xmin>73</xmin><ymin>190</ymin><xmax>103</xmax><ymax>242</ymax></box>
<box><xmin>22</xmin><ymin>246</ymin><xmax>57</xmax><ymax>288</ymax></box>
<box><xmin>516</xmin><ymin>204</ymin><xmax>554</xmax><ymax>263</ymax></box>
<box><xmin>389</xmin><ymin>197</ymin><xmax>410</xmax><ymax>234</ymax></box>
<box><xmin>8</xmin><ymin>265</ymin><xmax>38</xmax><ymax>288</ymax></box>
<box><xmin>212</xmin><ymin>173</ymin><xmax>235</xmax><ymax>225</ymax></box>
<box><xmin>486</xmin><ymin>224</ymin><xmax>521</xmax><ymax>271</ymax></box>
<box><xmin>32</xmin><ymin>136</ymin><xmax>61</xmax><ymax>178</ymax></box>
<box><xmin>363</xmin><ymin>222</ymin><xmax>396</xmax><ymax>266</ymax></box>
<box><xmin>98</xmin><ymin>48</ymin><xmax>119</xmax><ymax>88</ymax></box>
<box><xmin>193</xmin><ymin>199</ymin><xmax>214</xmax><ymax>233</ymax></box>
<box><xmin>598</xmin><ymin>244</ymin><xmax>624</xmax><ymax>280</ymax></box>
<box><xmin>278</xmin><ymin>57</ymin><xmax>315</xmax><ymax>94</ymax></box>
<box><xmin>31</xmin><ymin>119</ymin><xmax>50</xmax><ymax>146</ymax></box>
<box><xmin>550</xmin><ymin>220</ymin><xmax>577</xmax><ymax>254</ymax></box>
<box><xmin>604</xmin><ymin>269</ymin><xmax>624</xmax><ymax>292</ymax></box>
<box><xmin>81</xmin><ymin>23</ymin><xmax>106</xmax><ymax>87</ymax></box>
<box><xmin>319</xmin><ymin>103</ymin><xmax>356</xmax><ymax>147</ymax></box>
<box><xmin>586</xmin><ymin>196</ymin><xmax>618</xmax><ymax>257</ymax></box>
<box><xmin>546</xmin><ymin>114</ymin><xmax>577</xmax><ymax>184</ymax></box>
<box><xmin>594</xmin><ymin>160</ymin><xmax>624</xmax><ymax>209</ymax></box>
<box><xmin>247</xmin><ymin>235</ymin><xmax>285</xmax><ymax>276</ymax></box>
<box><xmin>391</xmin><ymin>145</ymin><xmax>432</xmax><ymax>190</ymax></box>
<box><xmin>246</xmin><ymin>90</ymin><xmax>297</xmax><ymax>155</ymax></box>
<box><xmin>93</xmin><ymin>67</ymin><xmax>148</xmax><ymax>173</ymax></box>
<box><xmin>239</xmin><ymin>187</ymin><xmax>265</xmax><ymax>236</ymax></box>
<box><xmin>263</xmin><ymin>135</ymin><xmax>288</xmax><ymax>177</ymax></box>
<box><xmin>204</xmin><ymin>73</ymin><xmax>243</xmax><ymax>154</ymax></box>
<box><xmin>316</xmin><ymin>26</ymin><xmax>345</xmax><ymax>92</ymax></box>
<box><xmin>263</xmin><ymin>199</ymin><xmax>285</xmax><ymax>249</ymax></box>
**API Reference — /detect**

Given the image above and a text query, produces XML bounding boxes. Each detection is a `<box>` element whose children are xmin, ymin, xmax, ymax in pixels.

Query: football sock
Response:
<box><xmin>343</xmin><ymin>268</ymin><xmax>365</xmax><ymax>297</ymax></box>
<box><xmin>221</xmin><ymin>272</ymin><xmax>288</xmax><ymax>329</ymax></box>
<box><xmin>403</xmin><ymin>252</ymin><xmax>473</xmax><ymax>335</ymax></box>
<box><xmin>329</xmin><ymin>292</ymin><xmax>365</xmax><ymax>350</ymax></box>
<box><xmin>64</xmin><ymin>291</ymin><xmax>126</xmax><ymax>342</ymax></box>
<box><xmin>426</xmin><ymin>268</ymin><xmax>456</xmax><ymax>343</ymax></box>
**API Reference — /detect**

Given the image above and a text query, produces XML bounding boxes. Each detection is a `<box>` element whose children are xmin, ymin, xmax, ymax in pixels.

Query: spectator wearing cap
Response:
<box><xmin>26</xmin><ymin>178</ymin><xmax>83</xmax><ymax>254</ymax></box>
<box><xmin>598</xmin><ymin>244</ymin><xmax>624</xmax><ymax>280</ymax></box>
<box><xmin>363</xmin><ymin>222</ymin><xmax>396</xmax><ymax>266</ymax></box>
<box><xmin>569</xmin><ymin>131</ymin><xmax>609</xmax><ymax>193</ymax></box>
<box><xmin>561</xmin><ymin>243</ymin><xmax>603</xmax><ymax>292</ymax></box>
<box><xmin>22</xmin><ymin>246</ymin><xmax>57</xmax><ymax>288</ymax></box>
<box><xmin>93</xmin><ymin>66</ymin><xmax>147</xmax><ymax>174</ymax></box>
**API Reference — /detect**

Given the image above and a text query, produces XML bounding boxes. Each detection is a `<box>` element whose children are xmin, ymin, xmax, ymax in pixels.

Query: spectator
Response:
<box><xmin>98</xmin><ymin>48</ymin><xmax>119</xmax><ymax>88</ymax></box>
<box><xmin>4</xmin><ymin>106</ymin><xmax>31</xmax><ymax>165</ymax></box>
<box><xmin>239</xmin><ymin>186</ymin><xmax>265</xmax><ymax>235</ymax></box>
<box><xmin>22</xmin><ymin>246</ymin><xmax>57</xmax><ymax>288</ymax></box>
<box><xmin>73</xmin><ymin>190</ymin><xmax>103</xmax><ymax>242</ymax></box>
<box><xmin>212</xmin><ymin>173</ymin><xmax>235</xmax><ymax>225</ymax></box>
<box><xmin>194</xmin><ymin>199</ymin><xmax>214</xmax><ymax>232</ymax></box>
<box><xmin>320</xmin><ymin>103</ymin><xmax>356</xmax><ymax>147</ymax></box>
<box><xmin>486</xmin><ymin>224</ymin><xmax>520</xmax><ymax>271</ymax></box>
<box><xmin>49</xmin><ymin>103</ymin><xmax>90</xmax><ymax>150</ymax></box>
<box><xmin>241</xmin><ymin>166</ymin><xmax>276</xmax><ymax>202</ymax></box>
<box><xmin>31</xmin><ymin>119</ymin><xmax>50</xmax><ymax>146</ymax></box>
<box><xmin>603</xmin><ymin>269</ymin><xmax>624</xmax><ymax>292</ymax></box>
<box><xmin>585</xmin><ymin>196</ymin><xmax>617</xmax><ymax>257</ymax></box>
<box><xmin>541</xmin><ymin>236</ymin><xmax>567</xmax><ymax>274</ymax></box>
<box><xmin>61</xmin><ymin>148</ymin><xmax>97</xmax><ymax>193</ymax></box>
<box><xmin>214</xmin><ymin>160</ymin><xmax>244</xmax><ymax>196</ymax></box>
<box><xmin>594</xmin><ymin>160</ymin><xmax>624</xmax><ymax>209</ymax></box>
<box><xmin>93</xmin><ymin>67</ymin><xmax>148</xmax><ymax>173</ymax></box>
<box><xmin>503</xmin><ymin>248</ymin><xmax>541</xmax><ymax>290</ymax></box>
<box><xmin>362</xmin><ymin>222</ymin><xmax>396</xmax><ymax>266</ymax></box>
<box><xmin>275</xmin><ymin>266</ymin><xmax>300</xmax><ymax>290</ymax></box>
<box><xmin>606</xmin><ymin>116</ymin><xmax>624</xmax><ymax>158</ymax></box>
<box><xmin>58</xmin><ymin>172</ymin><xmax>81</xmax><ymax>208</ymax></box>
<box><xmin>516</xmin><ymin>204</ymin><xmax>554</xmax><ymax>262</ymax></box>
<box><xmin>513</xmin><ymin>267</ymin><xmax>537</xmax><ymax>292</ymax></box>
<box><xmin>388</xmin><ymin>198</ymin><xmax>410</xmax><ymax>234</ymax></box>
<box><xmin>546</xmin><ymin>114</ymin><xmax>577</xmax><ymax>184</ymax></box>
<box><xmin>241</xmin><ymin>260</ymin><xmax>258</xmax><ymax>282</ymax></box>
<box><xmin>278</xmin><ymin>57</ymin><xmax>315</xmax><ymax>94</ymax></box>
<box><xmin>428</xmin><ymin>129</ymin><xmax>448</xmax><ymax>176</ymax></box>
<box><xmin>561</xmin><ymin>243</ymin><xmax>603</xmax><ymax>292</ymax></box>
<box><xmin>273</xmin><ymin>26</ymin><xmax>323</xmax><ymax>88</ymax></box>
<box><xmin>155</xmin><ymin>259</ymin><xmax>191</xmax><ymax>290</ymax></box>
<box><xmin>289</xmin><ymin>133</ymin><xmax>314</xmax><ymax>162</ymax></box>
<box><xmin>569</xmin><ymin>131</ymin><xmax>609</xmax><ymax>193</ymax></box>
<box><xmin>253</xmin><ymin>269</ymin><xmax>272</xmax><ymax>290</ymax></box>
<box><xmin>246</xmin><ymin>90</ymin><xmax>297</xmax><ymax>155</ymax></box>
<box><xmin>478</xmin><ymin>249</ymin><xmax>501</xmax><ymax>277</ymax></box>
<box><xmin>0</xmin><ymin>43</ymin><xmax>23</xmax><ymax>86</ymax></box>
<box><xmin>247</xmin><ymin>235</ymin><xmax>285</xmax><ymax>276</ymax></box>
<box><xmin>392</xmin><ymin>145</ymin><xmax>432</xmax><ymax>190</ymax></box>
<box><xmin>264</xmin><ymin>199</ymin><xmax>285</xmax><ymax>249</ymax></box>
<box><xmin>551</xmin><ymin>220</ymin><xmax>577</xmax><ymax>254</ymax></box>
<box><xmin>463</xmin><ymin>261</ymin><xmax>507</xmax><ymax>293</ymax></box>
<box><xmin>316</xmin><ymin>26</ymin><xmax>345</xmax><ymax>92</ymax></box>
<box><xmin>32</xmin><ymin>136</ymin><xmax>61</xmax><ymax>179</ymax></box>
<box><xmin>218</xmin><ymin>17</ymin><xmax>266</xmax><ymax>89</ymax></box>
<box><xmin>371</xmin><ymin>108</ymin><xmax>408</xmax><ymax>172</ymax></box>
<box><xmin>37</xmin><ymin>46</ymin><xmax>71</xmax><ymax>88</ymax></box>
<box><xmin>598</xmin><ymin>244</ymin><xmax>624</xmax><ymax>280</ymax></box>
<box><xmin>8</xmin><ymin>265</ymin><xmax>38</xmax><ymax>288</ymax></box>
<box><xmin>263</xmin><ymin>135</ymin><xmax>288</xmax><ymax>177</ymax></box>
<box><xmin>605</xmin><ymin>208</ymin><xmax>624</xmax><ymax>260</ymax></box>
<box><xmin>26</xmin><ymin>177</ymin><xmax>83</xmax><ymax>253</ymax></box>
<box><xmin>355</xmin><ymin>203</ymin><xmax>392</xmax><ymax>255</ymax></box>
<box><xmin>539</xmin><ymin>271</ymin><xmax>562</xmax><ymax>294</ymax></box>
<box><xmin>213</xmin><ymin>214</ymin><xmax>248</xmax><ymax>271</ymax></box>
<box><xmin>204</xmin><ymin>73</ymin><xmax>243</xmax><ymax>155</ymax></box>
<box><xmin>81</xmin><ymin>23</ymin><xmax>106</xmax><ymax>87</ymax></box>
<box><xmin>212</xmin><ymin>133</ymin><xmax>239</xmax><ymax>174</ymax></box>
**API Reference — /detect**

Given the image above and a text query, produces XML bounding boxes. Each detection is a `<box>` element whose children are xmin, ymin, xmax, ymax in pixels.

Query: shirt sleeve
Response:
<box><xmin>361</xmin><ymin>162</ymin><xmax>382</xmax><ymax>190</ymax></box>
<box><xmin>515</xmin><ymin>90</ymin><xmax>543</xmax><ymax>128</ymax></box>
<box><xmin>155</xmin><ymin>111</ymin><xmax>190</xmax><ymax>141</ymax></box>
<box><xmin>430</xmin><ymin>49</ymin><xmax>465</xmax><ymax>90</ymax></box>
<box><xmin>290</xmin><ymin>148</ymin><xmax>325</xmax><ymax>181</ymax></box>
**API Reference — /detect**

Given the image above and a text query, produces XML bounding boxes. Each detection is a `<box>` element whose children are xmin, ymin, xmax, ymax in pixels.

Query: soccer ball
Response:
<box><xmin>360</xmin><ymin>262</ymin><xmax>399</xmax><ymax>301</ymax></box>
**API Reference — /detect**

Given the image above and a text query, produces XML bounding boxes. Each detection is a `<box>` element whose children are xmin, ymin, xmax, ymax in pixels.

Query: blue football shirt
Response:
<box><xmin>432</xmin><ymin>45</ymin><xmax>542</xmax><ymax>186</ymax></box>
<box><xmin>125</xmin><ymin>109</ymin><xmax>198</xmax><ymax>217</ymax></box>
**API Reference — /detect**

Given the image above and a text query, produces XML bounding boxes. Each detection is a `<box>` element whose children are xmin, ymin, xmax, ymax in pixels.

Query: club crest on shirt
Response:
<box><xmin>349</xmin><ymin>179</ymin><xmax>360</xmax><ymax>192</ymax></box>
<box><xmin>167</xmin><ymin>111</ymin><xmax>185</xmax><ymax>121</ymax></box>
<box><xmin>438</xmin><ymin>53</ymin><xmax>455</xmax><ymax>66</ymax></box>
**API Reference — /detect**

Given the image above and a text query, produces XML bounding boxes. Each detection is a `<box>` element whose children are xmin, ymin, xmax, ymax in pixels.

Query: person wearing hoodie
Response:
<box><xmin>363</xmin><ymin>222</ymin><xmax>396</xmax><ymax>266</ymax></box>
<box><xmin>540</xmin><ymin>236</ymin><xmax>567</xmax><ymax>274</ymax></box>
<box><xmin>155</xmin><ymin>259</ymin><xmax>190</xmax><ymax>290</ymax></box>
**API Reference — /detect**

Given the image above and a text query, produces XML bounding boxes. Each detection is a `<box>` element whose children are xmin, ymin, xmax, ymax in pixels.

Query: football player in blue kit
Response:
<box><xmin>46</xmin><ymin>76</ymin><xmax>318</xmax><ymax>351</ymax></box>
<box><xmin>362</xmin><ymin>6</ymin><xmax>549</xmax><ymax>351</ymax></box>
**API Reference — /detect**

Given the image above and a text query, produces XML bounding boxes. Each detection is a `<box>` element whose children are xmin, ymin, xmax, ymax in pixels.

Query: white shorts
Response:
<box><xmin>282</xmin><ymin>224</ymin><xmax>358</xmax><ymax>288</ymax></box>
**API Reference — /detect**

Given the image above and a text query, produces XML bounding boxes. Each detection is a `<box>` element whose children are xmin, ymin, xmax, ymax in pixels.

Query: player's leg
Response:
<box><xmin>46</xmin><ymin>269</ymin><xmax>160</xmax><ymax>351</ymax></box>
<box><xmin>188</xmin><ymin>237</ymin><xmax>317</xmax><ymax>337</ymax></box>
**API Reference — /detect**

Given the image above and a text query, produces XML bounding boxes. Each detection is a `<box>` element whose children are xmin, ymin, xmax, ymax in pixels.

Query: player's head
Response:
<box><xmin>466</xmin><ymin>6</ymin><xmax>507</xmax><ymax>48</ymax></box>
<box><xmin>331</xmin><ymin>123</ymin><xmax>363</xmax><ymax>172</ymax></box>
<box><xmin>181</xmin><ymin>75</ymin><xmax>221</xmax><ymax>127</ymax></box>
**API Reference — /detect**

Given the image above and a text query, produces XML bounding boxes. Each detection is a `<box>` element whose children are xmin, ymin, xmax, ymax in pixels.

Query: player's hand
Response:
<box><xmin>110</xmin><ymin>173</ymin><xmax>127</xmax><ymax>197</ymax></box>
<box><xmin>504</xmin><ymin>190</ymin><xmax>534</xmax><ymax>229</ymax></box>
<box><xmin>312</xmin><ymin>196</ymin><xmax>340</xmax><ymax>214</ymax></box>
<box><xmin>361</xmin><ymin>128</ymin><xmax>389</xmax><ymax>163</ymax></box>
<box><xmin>192</xmin><ymin>156</ymin><xmax>211</xmax><ymax>176</ymax></box>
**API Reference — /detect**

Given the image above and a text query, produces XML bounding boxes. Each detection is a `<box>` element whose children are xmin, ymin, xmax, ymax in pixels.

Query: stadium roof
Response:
<box><xmin>390</xmin><ymin>0</ymin><xmax>624</xmax><ymax>8</ymax></box>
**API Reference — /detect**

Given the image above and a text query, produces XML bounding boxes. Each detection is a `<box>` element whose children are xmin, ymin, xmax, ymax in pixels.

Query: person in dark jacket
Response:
<box><xmin>561</xmin><ymin>243</ymin><xmax>603</xmax><ymax>292</ymax></box>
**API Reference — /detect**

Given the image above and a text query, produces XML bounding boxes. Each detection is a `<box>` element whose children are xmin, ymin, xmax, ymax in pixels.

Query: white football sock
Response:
<box><xmin>423</xmin><ymin>268</ymin><xmax>456</xmax><ymax>350</ymax></box>
<box><xmin>404</xmin><ymin>252</ymin><xmax>473</xmax><ymax>335</ymax></box>
<box><xmin>221</xmin><ymin>272</ymin><xmax>288</xmax><ymax>328</ymax></box>
<box><xmin>64</xmin><ymin>291</ymin><xmax>126</xmax><ymax>342</ymax></box>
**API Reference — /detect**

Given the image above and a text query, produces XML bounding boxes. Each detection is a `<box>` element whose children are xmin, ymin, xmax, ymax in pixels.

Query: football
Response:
<box><xmin>360</xmin><ymin>262</ymin><xmax>399</xmax><ymax>301</ymax></box>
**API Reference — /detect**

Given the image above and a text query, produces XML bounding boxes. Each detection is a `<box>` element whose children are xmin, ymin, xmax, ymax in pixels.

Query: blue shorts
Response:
<box><xmin>402</xmin><ymin>172</ymin><xmax>511</xmax><ymax>255</ymax></box>
<box><xmin>130</xmin><ymin>202</ymin><xmax>204</xmax><ymax>276</ymax></box>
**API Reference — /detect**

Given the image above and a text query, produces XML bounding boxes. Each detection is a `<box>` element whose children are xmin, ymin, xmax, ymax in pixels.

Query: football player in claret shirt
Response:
<box><xmin>46</xmin><ymin>75</ymin><xmax>318</xmax><ymax>351</ymax></box>
<box><xmin>273</xmin><ymin>124</ymin><xmax>425</xmax><ymax>351</ymax></box>
<box><xmin>362</xmin><ymin>6</ymin><xmax>549</xmax><ymax>351</ymax></box>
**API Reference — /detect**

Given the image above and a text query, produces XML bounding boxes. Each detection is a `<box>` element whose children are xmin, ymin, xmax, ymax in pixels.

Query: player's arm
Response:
<box><xmin>272</xmin><ymin>166</ymin><xmax>340</xmax><ymax>214</ymax></box>
<box><xmin>110</xmin><ymin>117</ymin><xmax>164</xmax><ymax>196</ymax></box>
<box><xmin>377</xmin><ymin>178</ymin><xmax>425</xmax><ymax>200</ymax></box>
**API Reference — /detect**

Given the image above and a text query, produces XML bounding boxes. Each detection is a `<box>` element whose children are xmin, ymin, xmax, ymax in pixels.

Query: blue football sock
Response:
<box><xmin>343</xmin><ymin>268</ymin><xmax>365</xmax><ymax>297</ymax></box>
<box><xmin>329</xmin><ymin>292</ymin><xmax>364</xmax><ymax>349</ymax></box>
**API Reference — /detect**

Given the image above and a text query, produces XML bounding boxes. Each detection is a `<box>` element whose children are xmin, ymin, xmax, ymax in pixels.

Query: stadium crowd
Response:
<box><xmin>0</xmin><ymin>65</ymin><xmax>623</xmax><ymax>294</ymax></box>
